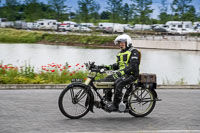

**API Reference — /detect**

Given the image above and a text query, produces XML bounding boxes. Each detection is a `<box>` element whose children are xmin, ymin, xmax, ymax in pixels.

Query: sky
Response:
<box><xmin>66</xmin><ymin>0</ymin><xmax>200</xmax><ymax>19</ymax></box>
<box><xmin>0</xmin><ymin>0</ymin><xmax>200</xmax><ymax>19</ymax></box>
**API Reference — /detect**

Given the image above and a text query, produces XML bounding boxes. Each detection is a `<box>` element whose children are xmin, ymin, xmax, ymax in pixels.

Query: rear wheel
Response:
<box><xmin>58</xmin><ymin>85</ymin><xmax>90</xmax><ymax>119</ymax></box>
<box><xmin>128</xmin><ymin>87</ymin><xmax>156</xmax><ymax>117</ymax></box>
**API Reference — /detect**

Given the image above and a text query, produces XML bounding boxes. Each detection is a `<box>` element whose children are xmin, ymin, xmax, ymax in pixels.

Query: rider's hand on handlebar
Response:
<box><xmin>112</xmin><ymin>71</ymin><xmax>122</xmax><ymax>79</ymax></box>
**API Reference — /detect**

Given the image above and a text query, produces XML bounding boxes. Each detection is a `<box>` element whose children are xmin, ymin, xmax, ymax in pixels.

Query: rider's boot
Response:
<box><xmin>106</xmin><ymin>93</ymin><xmax>122</xmax><ymax>111</ymax></box>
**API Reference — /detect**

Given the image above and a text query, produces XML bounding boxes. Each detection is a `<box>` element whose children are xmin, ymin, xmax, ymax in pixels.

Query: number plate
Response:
<box><xmin>71</xmin><ymin>78</ymin><xmax>83</xmax><ymax>83</ymax></box>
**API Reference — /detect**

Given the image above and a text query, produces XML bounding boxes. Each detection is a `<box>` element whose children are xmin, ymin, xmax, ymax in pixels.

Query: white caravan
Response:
<box><xmin>26</xmin><ymin>22</ymin><xmax>37</xmax><ymax>30</ymax></box>
<box><xmin>80</xmin><ymin>23</ymin><xmax>95</xmax><ymax>28</ymax></box>
<box><xmin>98</xmin><ymin>23</ymin><xmax>124</xmax><ymax>33</ymax></box>
<box><xmin>132</xmin><ymin>24</ymin><xmax>151</xmax><ymax>30</ymax></box>
<box><xmin>36</xmin><ymin>19</ymin><xmax>58</xmax><ymax>30</ymax></box>
<box><xmin>58</xmin><ymin>21</ymin><xmax>79</xmax><ymax>31</ymax></box>
<box><xmin>121</xmin><ymin>24</ymin><xmax>134</xmax><ymax>30</ymax></box>
<box><xmin>165</xmin><ymin>21</ymin><xmax>195</xmax><ymax>34</ymax></box>
<box><xmin>0</xmin><ymin>22</ymin><xmax>14</xmax><ymax>28</ymax></box>
<box><xmin>166</xmin><ymin>21</ymin><xmax>193</xmax><ymax>29</ymax></box>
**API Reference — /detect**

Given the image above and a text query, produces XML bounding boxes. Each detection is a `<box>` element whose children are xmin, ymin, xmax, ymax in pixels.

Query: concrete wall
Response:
<box><xmin>133</xmin><ymin>39</ymin><xmax>200</xmax><ymax>51</ymax></box>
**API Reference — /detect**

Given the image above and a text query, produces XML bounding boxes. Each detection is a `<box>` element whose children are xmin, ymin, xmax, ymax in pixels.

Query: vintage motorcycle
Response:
<box><xmin>58</xmin><ymin>62</ymin><xmax>161</xmax><ymax>119</ymax></box>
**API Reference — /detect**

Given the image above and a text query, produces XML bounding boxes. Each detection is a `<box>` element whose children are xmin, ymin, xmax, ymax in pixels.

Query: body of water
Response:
<box><xmin>0</xmin><ymin>43</ymin><xmax>200</xmax><ymax>84</ymax></box>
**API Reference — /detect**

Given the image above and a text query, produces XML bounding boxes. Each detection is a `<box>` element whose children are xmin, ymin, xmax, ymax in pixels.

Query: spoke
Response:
<box><xmin>138</xmin><ymin>89</ymin><xmax>146</xmax><ymax>99</ymax></box>
<box><xmin>77</xmin><ymin>90</ymin><xmax>87</xmax><ymax>102</ymax></box>
<box><xmin>77</xmin><ymin>103</ymin><xmax>87</xmax><ymax>110</ymax></box>
<box><xmin>141</xmin><ymin>91</ymin><xmax>149</xmax><ymax>100</ymax></box>
<box><xmin>70</xmin><ymin>88</ymin><xmax>75</xmax><ymax>99</ymax></box>
<box><xmin>76</xmin><ymin>89</ymin><xmax>83</xmax><ymax>97</ymax></box>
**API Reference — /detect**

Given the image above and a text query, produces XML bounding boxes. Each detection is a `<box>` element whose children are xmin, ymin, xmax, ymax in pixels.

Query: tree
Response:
<box><xmin>131</xmin><ymin>0</ymin><xmax>153</xmax><ymax>24</ymax></box>
<box><xmin>171</xmin><ymin>0</ymin><xmax>196</xmax><ymax>21</ymax></box>
<box><xmin>182</xmin><ymin>6</ymin><xmax>196</xmax><ymax>21</ymax></box>
<box><xmin>90</xmin><ymin>1</ymin><xmax>100</xmax><ymax>24</ymax></box>
<box><xmin>77</xmin><ymin>0</ymin><xmax>100</xmax><ymax>23</ymax></box>
<box><xmin>48</xmin><ymin>0</ymin><xmax>67</xmax><ymax>21</ymax></box>
<box><xmin>123</xmin><ymin>3</ymin><xmax>133</xmax><ymax>24</ymax></box>
<box><xmin>158</xmin><ymin>0</ymin><xmax>172</xmax><ymax>24</ymax></box>
<box><xmin>106</xmin><ymin>0</ymin><xmax>123</xmax><ymax>23</ymax></box>
<box><xmin>24</xmin><ymin>0</ymin><xmax>42</xmax><ymax>21</ymax></box>
<box><xmin>100</xmin><ymin>11</ymin><xmax>111</xmax><ymax>19</ymax></box>
<box><xmin>1</xmin><ymin>0</ymin><xmax>19</xmax><ymax>21</ymax></box>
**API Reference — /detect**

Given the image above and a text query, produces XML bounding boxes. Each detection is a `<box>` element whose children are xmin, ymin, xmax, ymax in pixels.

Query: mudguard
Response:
<box><xmin>67</xmin><ymin>83</ymin><xmax>94</xmax><ymax>113</ymax></box>
<box><xmin>149</xmin><ymin>83</ymin><xmax>158</xmax><ymax>99</ymax></box>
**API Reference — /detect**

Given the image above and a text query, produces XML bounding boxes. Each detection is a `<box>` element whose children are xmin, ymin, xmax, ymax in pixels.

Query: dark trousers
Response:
<box><xmin>113</xmin><ymin>75</ymin><xmax>136</xmax><ymax>107</ymax></box>
<box><xmin>101</xmin><ymin>74</ymin><xmax>136</xmax><ymax>107</ymax></box>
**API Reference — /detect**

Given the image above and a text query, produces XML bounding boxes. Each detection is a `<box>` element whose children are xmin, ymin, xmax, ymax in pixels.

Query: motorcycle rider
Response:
<box><xmin>97</xmin><ymin>34</ymin><xmax>141</xmax><ymax>111</ymax></box>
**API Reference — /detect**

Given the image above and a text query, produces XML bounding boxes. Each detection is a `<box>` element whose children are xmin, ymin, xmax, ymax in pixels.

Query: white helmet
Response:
<box><xmin>114</xmin><ymin>34</ymin><xmax>133</xmax><ymax>48</ymax></box>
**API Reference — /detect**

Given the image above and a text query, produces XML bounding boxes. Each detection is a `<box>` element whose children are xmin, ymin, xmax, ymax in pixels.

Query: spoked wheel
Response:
<box><xmin>58</xmin><ymin>85</ymin><xmax>90</xmax><ymax>119</ymax></box>
<box><xmin>128</xmin><ymin>87</ymin><xmax>156</xmax><ymax>117</ymax></box>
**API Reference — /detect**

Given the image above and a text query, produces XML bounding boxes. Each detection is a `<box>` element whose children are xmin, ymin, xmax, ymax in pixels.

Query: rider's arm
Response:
<box><xmin>105</xmin><ymin>63</ymin><xmax>119</xmax><ymax>70</ymax></box>
<box><xmin>122</xmin><ymin>49</ymin><xmax>140</xmax><ymax>77</ymax></box>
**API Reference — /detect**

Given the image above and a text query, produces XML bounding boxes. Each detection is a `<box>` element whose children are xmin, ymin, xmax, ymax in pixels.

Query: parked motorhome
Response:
<box><xmin>26</xmin><ymin>22</ymin><xmax>37</xmax><ymax>30</ymax></box>
<box><xmin>14</xmin><ymin>21</ymin><xmax>27</xmax><ymax>29</ymax></box>
<box><xmin>194</xmin><ymin>22</ymin><xmax>200</xmax><ymax>32</ymax></box>
<box><xmin>165</xmin><ymin>21</ymin><xmax>195</xmax><ymax>34</ymax></box>
<box><xmin>58</xmin><ymin>23</ymin><xmax>71</xmax><ymax>31</ymax></box>
<box><xmin>36</xmin><ymin>19</ymin><xmax>58</xmax><ymax>30</ymax></box>
<box><xmin>0</xmin><ymin>18</ymin><xmax>7</xmax><ymax>23</ymax></box>
<box><xmin>0</xmin><ymin>22</ymin><xmax>14</xmax><ymax>28</ymax></box>
<box><xmin>58</xmin><ymin>21</ymin><xmax>79</xmax><ymax>31</ymax></box>
<box><xmin>121</xmin><ymin>24</ymin><xmax>133</xmax><ymax>30</ymax></box>
<box><xmin>98</xmin><ymin>23</ymin><xmax>124</xmax><ymax>33</ymax></box>
<box><xmin>132</xmin><ymin>24</ymin><xmax>151</xmax><ymax>30</ymax></box>
<box><xmin>166</xmin><ymin>21</ymin><xmax>193</xmax><ymax>29</ymax></box>
<box><xmin>80</xmin><ymin>23</ymin><xmax>95</xmax><ymax>28</ymax></box>
<box><xmin>152</xmin><ymin>24</ymin><xmax>169</xmax><ymax>32</ymax></box>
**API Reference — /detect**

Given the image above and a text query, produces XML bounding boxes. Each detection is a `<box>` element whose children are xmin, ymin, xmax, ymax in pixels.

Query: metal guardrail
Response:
<box><xmin>131</xmin><ymin>35</ymin><xmax>200</xmax><ymax>41</ymax></box>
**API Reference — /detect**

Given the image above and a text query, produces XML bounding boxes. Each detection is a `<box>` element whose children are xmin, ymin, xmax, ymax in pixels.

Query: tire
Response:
<box><xmin>58</xmin><ymin>85</ymin><xmax>90</xmax><ymax>119</ymax></box>
<box><xmin>128</xmin><ymin>87</ymin><xmax>156</xmax><ymax>117</ymax></box>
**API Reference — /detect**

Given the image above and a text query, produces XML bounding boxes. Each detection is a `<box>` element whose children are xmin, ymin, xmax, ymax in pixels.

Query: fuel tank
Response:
<box><xmin>93</xmin><ymin>82</ymin><xmax>114</xmax><ymax>89</ymax></box>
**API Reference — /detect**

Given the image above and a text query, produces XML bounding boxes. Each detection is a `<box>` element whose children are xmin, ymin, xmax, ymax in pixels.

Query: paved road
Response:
<box><xmin>0</xmin><ymin>89</ymin><xmax>200</xmax><ymax>133</ymax></box>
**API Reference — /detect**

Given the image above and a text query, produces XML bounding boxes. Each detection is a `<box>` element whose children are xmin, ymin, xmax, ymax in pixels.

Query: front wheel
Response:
<box><xmin>58</xmin><ymin>85</ymin><xmax>90</xmax><ymax>119</ymax></box>
<box><xmin>128</xmin><ymin>87</ymin><xmax>156</xmax><ymax>117</ymax></box>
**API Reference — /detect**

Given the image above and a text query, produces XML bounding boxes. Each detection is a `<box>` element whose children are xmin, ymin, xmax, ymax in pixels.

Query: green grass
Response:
<box><xmin>0</xmin><ymin>28</ymin><xmax>45</xmax><ymax>43</ymax></box>
<box><xmin>0</xmin><ymin>28</ymin><xmax>116</xmax><ymax>45</ymax></box>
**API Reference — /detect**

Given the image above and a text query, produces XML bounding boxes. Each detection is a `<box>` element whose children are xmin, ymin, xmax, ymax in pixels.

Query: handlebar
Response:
<box><xmin>84</xmin><ymin>61</ymin><xmax>107</xmax><ymax>73</ymax></box>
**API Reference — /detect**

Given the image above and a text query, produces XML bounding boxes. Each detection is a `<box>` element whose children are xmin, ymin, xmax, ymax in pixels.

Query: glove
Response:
<box><xmin>113</xmin><ymin>71</ymin><xmax>122</xmax><ymax>79</ymax></box>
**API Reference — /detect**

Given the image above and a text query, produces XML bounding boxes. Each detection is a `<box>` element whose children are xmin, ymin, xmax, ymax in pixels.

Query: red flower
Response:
<box><xmin>81</xmin><ymin>65</ymin><xmax>84</xmax><ymax>68</ymax></box>
<box><xmin>68</xmin><ymin>66</ymin><xmax>72</xmax><ymax>68</ymax></box>
<box><xmin>63</xmin><ymin>66</ymin><xmax>66</xmax><ymax>69</ymax></box>
<box><xmin>75</xmin><ymin>63</ymin><xmax>79</xmax><ymax>66</ymax></box>
<box><xmin>69</xmin><ymin>73</ymin><xmax>73</xmax><ymax>76</ymax></box>
<box><xmin>51</xmin><ymin>70</ymin><xmax>55</xmax><ymax>72</ymax></box>
<box><xmin>60</xmin><ymin>69</ymin><xmax>62</xmax><ymax>71</ymax></box>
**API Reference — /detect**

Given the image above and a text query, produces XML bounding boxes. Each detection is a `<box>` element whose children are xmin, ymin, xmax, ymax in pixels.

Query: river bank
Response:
<box><xmin>1</xmin><ymin>28</ymin><xmax>200</xmax><ymax>50</ymax></box>
<box><xmin>0</xmin><ymin>28</ymin><xmax>116</xmax><ymax>47</ymax></box>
